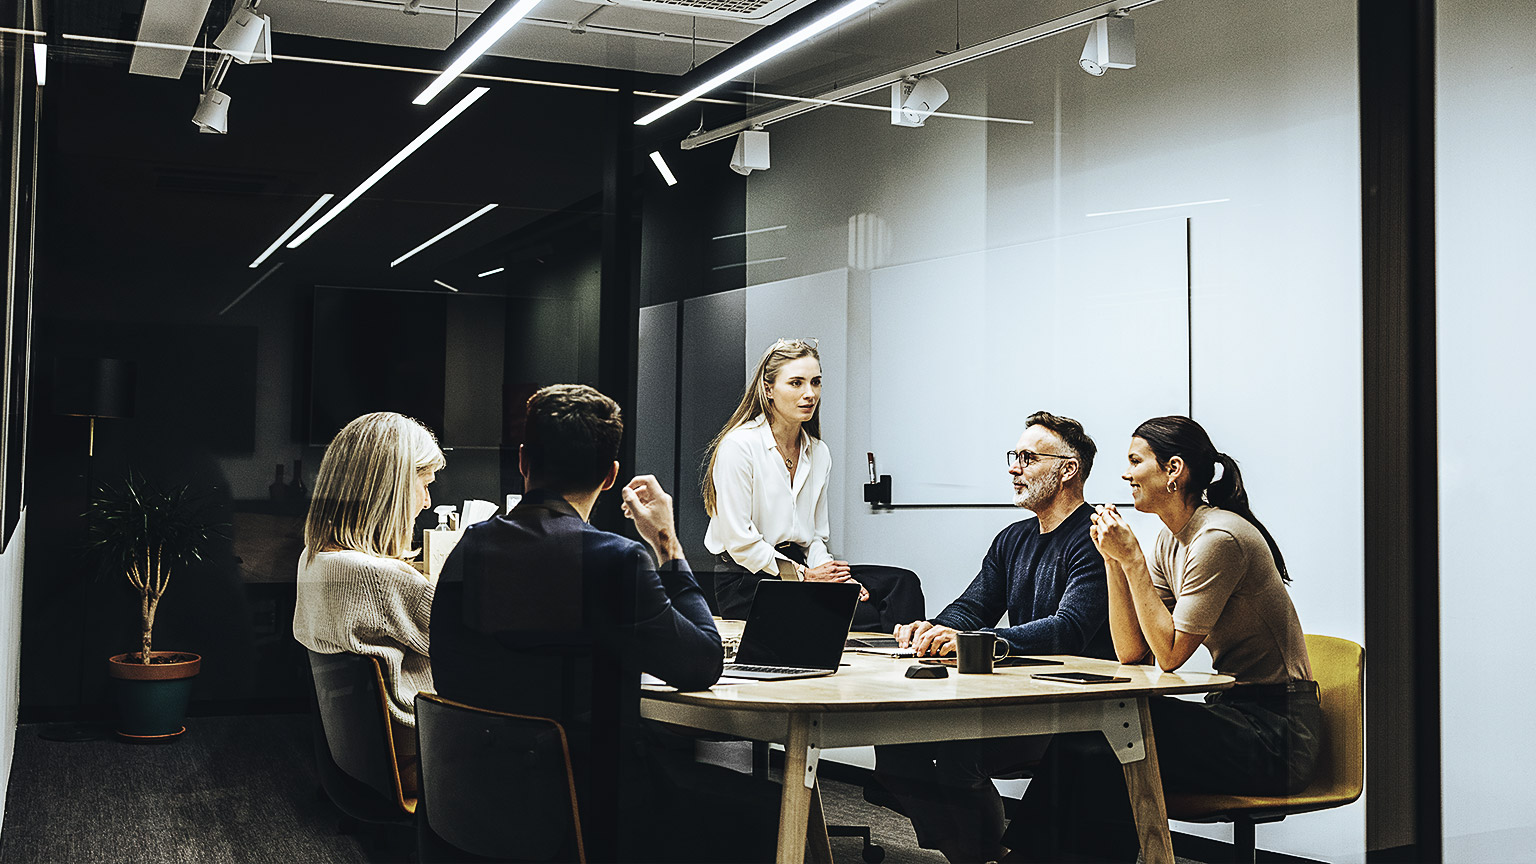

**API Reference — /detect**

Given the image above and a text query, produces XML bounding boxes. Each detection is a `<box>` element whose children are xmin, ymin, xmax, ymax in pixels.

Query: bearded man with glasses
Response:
<box><xmin>874</xmin><ymin>411</ymin><xmax>1115</xmax><ymax>864</ymax></box>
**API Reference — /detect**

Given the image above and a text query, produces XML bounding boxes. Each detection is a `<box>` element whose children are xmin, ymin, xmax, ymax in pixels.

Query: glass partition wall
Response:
<box><xmin>1437</xmin><ymin>1</ymin><xmax>1536</xmax><ymax>859</ymax></box>
<box><xmin>637</xmin><ymin>0</ymin><xmax>1367</xmax><ymax>860</ymax></box>
<box><xmin>18</xmin><ymin>26</ymin><xmax>610</xmax><ymax>716</ymax></box>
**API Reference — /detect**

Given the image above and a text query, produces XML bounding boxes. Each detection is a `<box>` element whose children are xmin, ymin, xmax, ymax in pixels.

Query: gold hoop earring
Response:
<box><xmin>1166</xmin><ymin>480</ymin><xmax>1178</xmax><ymax>494</ymax></box>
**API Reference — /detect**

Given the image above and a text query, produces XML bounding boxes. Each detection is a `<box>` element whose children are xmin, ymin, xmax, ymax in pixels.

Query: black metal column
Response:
<box><xmin>1360</xmin><ymin>1</ymin><xmax>1440</xmax><ymax>860</ymax></box>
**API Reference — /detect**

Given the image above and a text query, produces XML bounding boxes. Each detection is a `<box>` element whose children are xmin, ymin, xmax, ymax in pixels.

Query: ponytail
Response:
<box><xmin>1206</xmin><ymin>451</ymin><xmax>1289</xmax><ymax>583</ymax></box>
<box><xmin>1132</xmin><ymin>417</ymin><xmax>1291</xmax><ymax>583</ymax></box>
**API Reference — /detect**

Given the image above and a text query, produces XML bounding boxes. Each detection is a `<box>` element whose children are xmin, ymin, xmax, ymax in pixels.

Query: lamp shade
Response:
<box><xmin>193</xmin><ymin>88</ymin><xmax>231</xmax><ymax>134</ymax></box>
<box><xmin>53</xmin><ymin>357</ymin><xmax>135</xmax><ymax>419</ymax></box>
<box><xmin>214</xmin><ymin>7</ymin><xmax>268</xmax><ymax>64</ymax></box>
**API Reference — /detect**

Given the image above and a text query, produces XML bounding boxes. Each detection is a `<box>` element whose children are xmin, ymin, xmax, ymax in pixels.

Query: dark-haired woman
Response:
<box><xmin>1001</xmin><ymin>416</ymin><xmax>1319</xmax><ymax>862</ymax></box>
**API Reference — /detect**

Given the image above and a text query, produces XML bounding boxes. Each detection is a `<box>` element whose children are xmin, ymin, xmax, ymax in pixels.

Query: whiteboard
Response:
<box><xmin>870</xmin><ymin>219</ymin><xmax>1190</xmax><ymax>505</ymax></box>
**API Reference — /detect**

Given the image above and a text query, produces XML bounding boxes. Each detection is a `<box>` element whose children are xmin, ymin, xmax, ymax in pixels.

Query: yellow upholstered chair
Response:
<box><xmin>1164</xmin><ymin>634</ymin><xmax>1364</xmax><ymax>863</ymax></box>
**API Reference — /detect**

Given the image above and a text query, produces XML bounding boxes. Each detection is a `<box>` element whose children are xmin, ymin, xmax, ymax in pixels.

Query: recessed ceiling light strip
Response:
<box><xmin>433</xmin><ymin>279</ymin><xmax>460</xmax><ymax>292</ymax></box>
<box><xmin>414</xmin><ymin>0</ymin><xmax>543</xmax><ymax>105</ymax></box>
<box><xmin>391</xmin><ymin>203</ymin><xmax>499</xmax><ymax>267</ymax></box>
<box><xmin>478</xmin><ymin>267</ymin><xmax>505</xmax><ymax>278</ymax></box>
<box><xmin>648</xmin><ymin>152</ymin><xmax>678</xmax><ymax>186</ymax></box>
<box><xmin>249</xmin><ymin>193</ymin><xmax>334</xmax><ymax>267</ymax></box>
<box><xmin>288</xmin><ymin>87</ymin><xmax>490</xmax><ymax>249</ymax></box>
<box><xmin>634</xmin><ymin>0</ymin><xmax>883</xmax><ymax>126</ymax></box>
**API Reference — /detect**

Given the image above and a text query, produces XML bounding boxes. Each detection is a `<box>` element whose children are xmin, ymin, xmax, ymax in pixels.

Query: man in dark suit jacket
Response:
<box><xmin>432</xmin><ymin>384</ymin><xmax>777</xmax><ymax>863</ymax></box>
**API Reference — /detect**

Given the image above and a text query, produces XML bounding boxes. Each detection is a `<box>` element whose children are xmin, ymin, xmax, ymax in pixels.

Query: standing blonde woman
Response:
<box><xmin>703</xmin><ymin>338</ymin><xmax>868</xmax><ymax>619</ymax></box>
<box><xmin>294</xmin><ymin>412</ymin><xmax>445</xmax><ymax>791</ymax></box>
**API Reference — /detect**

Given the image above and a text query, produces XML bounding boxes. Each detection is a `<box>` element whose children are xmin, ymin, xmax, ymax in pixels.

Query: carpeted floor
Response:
<box><xmin>0</xmin><ymin>714</ymin><xmax>945</xmax><ymax>864</ymax></box>
<box><xmin>1</xmin><ymin>715</ymin><xmax>1204</xmax><ymax>863</ymax></box>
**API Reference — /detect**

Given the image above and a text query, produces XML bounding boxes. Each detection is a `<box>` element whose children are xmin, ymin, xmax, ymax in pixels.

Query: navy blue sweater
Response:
<box><xmin>931</xmin><ymin>503</ymin><xmax>1114</xmax><ymax>660</ymax></box>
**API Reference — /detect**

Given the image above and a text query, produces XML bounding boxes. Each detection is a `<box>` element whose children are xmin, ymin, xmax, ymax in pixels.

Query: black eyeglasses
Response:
<box><xmin>1006</xmin><ymin>450</ymin><xmax>1074</xmax><ymax>468</ymax></box>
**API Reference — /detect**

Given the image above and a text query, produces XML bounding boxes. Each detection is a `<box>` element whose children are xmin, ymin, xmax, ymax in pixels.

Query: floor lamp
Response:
<box><xmin>38</xmin><ymin>357</ymin><xmax>135</xmax><ymax>742</ymax></box>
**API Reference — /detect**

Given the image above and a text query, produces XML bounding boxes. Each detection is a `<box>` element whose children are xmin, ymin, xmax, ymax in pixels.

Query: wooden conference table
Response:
<box><xmin>641</xmin><ymin>627</ymin><xmax>1234</xmax><ymax>864</ymax></box>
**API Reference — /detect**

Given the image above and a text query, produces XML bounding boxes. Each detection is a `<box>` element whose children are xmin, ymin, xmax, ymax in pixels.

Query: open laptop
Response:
<box><xmin>723</xmin><ymin>580</ymin><xmax>862</xmax><ymax>681</ymax></box>
<box><xmin>844</xmin><ymin>635</ymin><xmax>916</xmax><ymax>657</ymax></box>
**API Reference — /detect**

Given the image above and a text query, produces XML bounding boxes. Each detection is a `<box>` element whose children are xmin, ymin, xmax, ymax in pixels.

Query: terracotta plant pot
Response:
<box><xmin>106</xmin><ymin>651</ymin><xmax>202</xmax><ymax>742</ymax></box>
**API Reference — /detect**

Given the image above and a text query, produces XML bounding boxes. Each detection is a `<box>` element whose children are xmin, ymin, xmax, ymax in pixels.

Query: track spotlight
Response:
<box><xmin>193</xmin><ymin>54</ymin><xmax>233</xmax><ymax>133</ymax></box>
<box><xmin>215</xmin><ymin>1</ymin><xmax>272</xmax><ymax>65</ymax></box>
<box><xmin>193</xmin><ymin>88</ymin><xmax>231</xmax><ymax>133</ymax></box>
<box><xmin>891</xmin><ymin>76</ymin><xmax>948</xmax><ymax>127</ymax></box>
<box><xmin>1080</xmin><ymin>16</ymin><xmax>1135</xmax><ymax>76</ymax></box>
<box><xmin>729</xmin><ymin>130</ymin><xmax>770</xmax><ymax>176</ymax></box>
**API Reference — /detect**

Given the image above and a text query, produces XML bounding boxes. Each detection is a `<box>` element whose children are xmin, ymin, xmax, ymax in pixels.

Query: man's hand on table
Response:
<box><xmin>893</xmin><ymin>620</ymin><xmax>959</xmax><ymax>657</ymax></box>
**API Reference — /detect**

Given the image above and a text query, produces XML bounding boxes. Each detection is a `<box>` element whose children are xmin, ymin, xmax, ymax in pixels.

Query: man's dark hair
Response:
<box><xmin>524</xmin><ymin>384</ymin><xmax>623</xmax><ymax>494</ymax></box>
<box><xmin>1026</xmin><ymin>411</ymin><xmax>1096</xmax><ymax>482</ymax></box>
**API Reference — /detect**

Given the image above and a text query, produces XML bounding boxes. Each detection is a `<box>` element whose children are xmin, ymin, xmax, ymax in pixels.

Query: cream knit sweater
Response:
<box><xmin>293</xmin><ymin>548</ymin><xmax>434</xmax><ymax>728</ymax></box>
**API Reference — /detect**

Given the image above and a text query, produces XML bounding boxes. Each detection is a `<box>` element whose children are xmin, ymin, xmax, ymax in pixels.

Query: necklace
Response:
<box><xmin>777</xmin><ymin>442</ymin><xmax>797</xmax><ymax>471</ymax></box>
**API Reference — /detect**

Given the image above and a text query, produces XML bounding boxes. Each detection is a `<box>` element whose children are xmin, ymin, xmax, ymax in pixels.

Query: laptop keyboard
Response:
<box><xmin>724</xmin><ymin>664</ymin><xmax>826</xmax><ymax>675</ymax></box>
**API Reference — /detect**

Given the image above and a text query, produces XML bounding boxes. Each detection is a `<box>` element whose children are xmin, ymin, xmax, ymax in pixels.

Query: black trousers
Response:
<box><xmin>1002</xmin><ymin>681</ymin><xmax>1323</xmax><ymax>861</ymax></box>
<box><xmin>714</xmin><ymin>549</ymin><xmax>924</xmax><ymax>629</ymax></box>
<box><xmin>874</xmin><ymin>735</ymin><xmax>1051</xmax><ymax>861</ymax></box>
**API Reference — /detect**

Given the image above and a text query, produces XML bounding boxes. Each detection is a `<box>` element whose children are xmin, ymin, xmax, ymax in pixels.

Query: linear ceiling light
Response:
<box><xmin>634</xmin><ymin>0</ymin><xmax>881</xmax><ymax>127</ymax></box>
<box><xmin>250</xmin><ymin>193</ymin><xmax>334</xmax><ymax>267</ymax></box>
<box><xmin>391</xmin><ymin>203</ymin><xmax>499</xmax><ymax>267</ymax></box>
<box><xmin>288</xmin><ymin>86</ymin><xmax>489</xmax><ymax>248</ymax></box>
<box><xmin>414</xmin><ymin>0</ymin><xmax>542</xmax><ymax>105</ymax></box>
<box><xmin>433</xmin><ymin>279</ymin><xmax>460</xmax><ymax>292</ymax></box>
<box><xmin>478</xmin><ymin>267</ymin><xmax>505</xmax><ymax>277</ymax></box>
<box><xmin>648</xmin><ymin>151</ymin><xmax>677</xmax><ymax>186</ymax></box>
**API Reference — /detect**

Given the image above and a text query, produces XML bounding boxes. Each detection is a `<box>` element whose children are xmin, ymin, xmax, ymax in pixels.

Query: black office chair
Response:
<box><xmin>307</xmin><ymin>650</ymin><xmax>416</xmax><ymax>834</ymax></box>
<box><xmin>848</xmin><ymin>563</ymin><xmax>925</xmax><ymax>633</ymax></box>
<box><xmin>414</xmin><ymin>693</ymin><xmax>585</xmax><ymax>863</ymax></box>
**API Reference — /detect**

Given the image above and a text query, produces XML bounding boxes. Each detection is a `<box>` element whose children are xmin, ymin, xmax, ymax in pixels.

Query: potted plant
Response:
<box><xmin>87</xmin><ymin>472</ymin><xmax>224</xmax><ymax>742</ymax></box>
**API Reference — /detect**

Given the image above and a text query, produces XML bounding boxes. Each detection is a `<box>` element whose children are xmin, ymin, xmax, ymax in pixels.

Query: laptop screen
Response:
<box><xmin>733</xmin><ymin>580</ymin><xmax>861</xmax><ymax>669</ymax></box>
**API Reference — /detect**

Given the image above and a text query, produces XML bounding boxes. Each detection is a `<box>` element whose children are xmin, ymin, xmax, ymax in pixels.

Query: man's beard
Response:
<box><xmin>1013</xmin><ymin>467</ymin><xmax>1062</xmax><ymax>511</ymax></box>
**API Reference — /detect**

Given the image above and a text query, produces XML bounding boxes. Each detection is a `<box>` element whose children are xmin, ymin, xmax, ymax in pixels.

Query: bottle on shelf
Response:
<box><xmin>289</xmin><ymin>458</ymin><xmax>307</xmax><ymax>503</ymax></box>
<box><xmin>268</xmin><ymin>464</ymin><xmax>287</xmax><ymax>501</ymax></box>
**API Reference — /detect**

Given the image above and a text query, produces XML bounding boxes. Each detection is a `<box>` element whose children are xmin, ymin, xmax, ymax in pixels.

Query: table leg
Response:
<box><xmin>777</xmin><ymin>714</ymin><xmax>818</xmax><ymax>864</ymax></box>
<box><xmin>807</xmin><ymin>782</ymin><xmax>834</xmax><ymax>864</ymax></box>
<box><xmin>1120</xmin><ymin>697</ymin><xmax>1174</xmax><ymax>864</ymax></box>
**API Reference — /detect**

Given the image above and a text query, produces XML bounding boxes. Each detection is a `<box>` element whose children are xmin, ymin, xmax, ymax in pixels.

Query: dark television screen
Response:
<box><xmin>309</xmin><ymin>287</ymin><xmax>447</xmax><ymax>447</ymax></box>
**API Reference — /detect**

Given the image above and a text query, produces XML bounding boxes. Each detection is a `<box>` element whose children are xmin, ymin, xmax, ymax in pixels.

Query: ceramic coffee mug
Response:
<box><xmin>956</xmin><ymin>631</ymin><xmax>1010</xmax><ymax>674</ymax></box>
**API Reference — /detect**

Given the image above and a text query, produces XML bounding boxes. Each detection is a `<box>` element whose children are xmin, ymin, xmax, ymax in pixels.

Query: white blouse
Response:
<box><xmin>703</xmin><ymin>415</ymin><xmax>834</xmax><ymax>575</ymax></box>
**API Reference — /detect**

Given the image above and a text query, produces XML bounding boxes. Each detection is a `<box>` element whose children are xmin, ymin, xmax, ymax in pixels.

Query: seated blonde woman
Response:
<box><xmin>293</xmin><ymin>412</ymin><xmax>445</xmax><ymax>793</ymax></box>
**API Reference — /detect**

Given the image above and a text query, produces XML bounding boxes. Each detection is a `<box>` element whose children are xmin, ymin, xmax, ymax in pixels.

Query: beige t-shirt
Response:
<box><xmin>1151</xmin><ymin>506</ymin><xmax>1312</xmax><ymax>686</ymax></box>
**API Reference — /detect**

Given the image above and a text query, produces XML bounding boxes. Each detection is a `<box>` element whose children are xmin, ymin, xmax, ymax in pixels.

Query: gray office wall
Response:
<box><xmin>677</xmin><ymin>291</ymin><xmax>747</xmax><ymax>571</ymax></box>
<box><xmin>636</xmin><ymin>303</ymin><xmax>678</xmax><ymax>492</ymax></box>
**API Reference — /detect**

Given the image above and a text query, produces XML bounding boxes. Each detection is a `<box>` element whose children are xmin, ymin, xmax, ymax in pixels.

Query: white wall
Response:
<box><xmin>745</xmin><ymin>0</ymin><xmax>1363</xmax><ymax>859</ymax></box>
<box><xmin>0</xmin><ymin>510</ymin><xmax>26</xmax><ymax>838</ymax></box>
<box><xmin>1437</xmin><ymin>2</ymin><xmax>1536</xmax><ymax>861</ymax></box>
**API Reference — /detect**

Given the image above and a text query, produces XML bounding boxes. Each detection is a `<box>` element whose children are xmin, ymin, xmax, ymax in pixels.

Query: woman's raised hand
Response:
<box><xmin>1090</xmin><ymin>504</ymin><xmax>1142</xmax><ymax>564</ymax></box>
